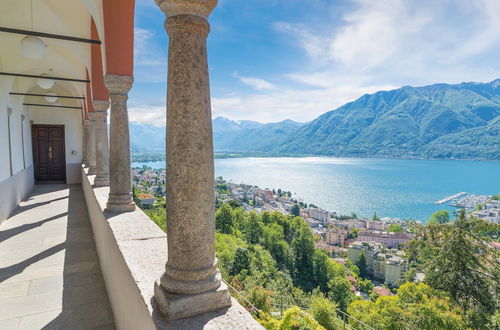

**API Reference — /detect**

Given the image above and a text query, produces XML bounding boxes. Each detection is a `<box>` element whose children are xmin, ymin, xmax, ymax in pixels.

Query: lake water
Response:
<box><xmin>132</xmin><ymin>157</ymin><xmax>500</xmax><ymax>221</ymax></box>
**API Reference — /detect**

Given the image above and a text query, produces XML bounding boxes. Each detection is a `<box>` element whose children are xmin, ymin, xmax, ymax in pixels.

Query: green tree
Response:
<box><xmin>372</xmin><ymin>213</ymin><xmax>380</xmax><ymax>221</ymax></box>
<box><xmin>248</xmin><ymin>286</ymin><xmax>272</xmax><ymax>313</ymax></box>
<box><xmin>427</xmin><ymin>210</ymin><xmax>450</xmax><ymax>225</ymax></box>
<box><xmin>356</xmin><ymin>252</ymin><xmax>368</xmax><ymax>279</ymax></box>
<box><xmin>292</xmin><ymin>226</ymin><xmax>315</xmax><ymax>290</ymax></box>
<box><xmin>350</xmin><ymin>212</ymin><xmax>357</xmax><ymax>219</ymax></box>
<box><xmin>328</xmin><ymin>276</ymin><xmax>352</xmax><ymax>313</ymax></box>
<box><xmin>244</xmin><ymin>212</ymin><xmax>264</xmax><ymax>244</ymax></box>
<box><xmin>388</xmin><ymin>223</ymin><xmax>403</xmax><ymax>233</ymax></box>
<box><xmin>308</xmin><ymin>295</ymin><xmax>344</xmax><ymax>330</ymax></box>
<box><xmin>291</xmin><ymin>204</ymin><xmax>300</xmax><ymax>217</ymax></box>
<box><xmin>348</xmin><ymin>283</ymin><xmax>466</xmax><ymax>330</ymax></box>
<box><xmin>230</xmin><ymin>247</ymin><xmax>251</xmax><ymax>276</ymax></box>
<box><xmin>215</xmin><ymin>203</ymin><xmax>234</xmax><ymax>234</ymax></box>
<box><xmin>409</xmin><ymin>210</ymin><xmax>500</xmax><ymax>328</ymax></box>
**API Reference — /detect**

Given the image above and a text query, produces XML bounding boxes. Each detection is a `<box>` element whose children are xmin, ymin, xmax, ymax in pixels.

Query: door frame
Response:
<box><xmin>31</xmin><ymin>124</ymin><xmax>67</xmax><ymax>183</ymax></box>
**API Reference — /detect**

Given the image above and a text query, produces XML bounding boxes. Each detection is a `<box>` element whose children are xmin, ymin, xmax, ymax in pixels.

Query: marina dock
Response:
<box><xmin>435</xmin><ymin>192</ymin><xmax>466</xmax><ymax>204</ymax></box>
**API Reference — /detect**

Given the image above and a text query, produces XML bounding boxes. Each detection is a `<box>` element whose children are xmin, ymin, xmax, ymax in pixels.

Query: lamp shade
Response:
<box><xmin>20</xmin><ymin>36</ymin><xmax>46</xmax><ymax>59</ymax></box>
<box><xmin>37</xmin><ymin>74</ymin><xmax>54</xmax><ymax>89</ymax></box>
<box><xmin>45</xmin><ymin>92</ymin><xmax>58</xmax><ymax>103</ymax></box>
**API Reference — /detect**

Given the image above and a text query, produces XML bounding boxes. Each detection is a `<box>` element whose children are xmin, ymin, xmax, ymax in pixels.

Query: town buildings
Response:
<box><xmin>326</xmin><ymin>227</ymin><xmax>348</xmax><ymax>246</ymax></box>
<box><xmin>357</xmin><ymin>230</ymin><xmax>413</xmax><ymax>248</ymax></box>
<box><xmin>472</xmin><ymin>200</ymin><xmax>500</xmax><ymax>223</ymax></box>
<box><xmin>347</xmin><ymin>241</ymin><xmax>408</xmax><ymax>286</ymax></box>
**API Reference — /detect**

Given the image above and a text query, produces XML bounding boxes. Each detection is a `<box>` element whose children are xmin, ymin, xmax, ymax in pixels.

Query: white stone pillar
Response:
<box><xmin>87</xmin><ymin>114</ymin><xmax>97</xmax><ymax>175</ymax></box>
<box><xmin>154</xmin><ymin>0</ymin><xmax>231</xmax><ymax>320</ymax></box>
<box><xmin>104</xmin><ymin>74</ymin><xmax>135</xmax><ymax>212</ymax></box>
<box><xmin>93</xmin><ymin>100</ymin><xmax>110</xmax><ymax>187</ymax></box>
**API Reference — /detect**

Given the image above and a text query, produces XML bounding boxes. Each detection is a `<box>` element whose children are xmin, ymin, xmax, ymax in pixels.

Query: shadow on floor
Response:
<box><xmin>0</xmin><ymin>212</ymin><xmax>68</xmax><ymax>244</ymax></box>
<box><xmin>41</xmin><ymin>185</ymin><xmax>116</xmax><ymax>330</ymax></box>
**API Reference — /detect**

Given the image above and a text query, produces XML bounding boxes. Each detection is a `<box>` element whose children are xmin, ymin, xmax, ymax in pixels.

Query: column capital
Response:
<box><xmin>155</xmin><ymin>0</ymin><xmax>217</xmax><ymax>19</ymax></box>
<box><xmin>93</xmin><ymin>100</ymin><xmax>110</xmax><ymax>112</ymax></box>
<box><xmin>104</xmin><ymin>74</ymin><xmax>133</xmax><ymax>95</ymax></box>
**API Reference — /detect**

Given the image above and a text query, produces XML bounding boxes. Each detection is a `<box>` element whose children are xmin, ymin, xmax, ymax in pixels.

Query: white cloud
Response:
<box><xmin>233</xmin><ymin>74</ymin><xmax>278</xmax><ymax>91</ymax></box>
<box><xmin>212</xmin><ymin>83</ymin><xmax>397</xmax><ymax>123</ymax></box>
<box><xmin>129</xmin><ymin>104</ymin><xmax>166</xmax><ymax>126</ymax></box>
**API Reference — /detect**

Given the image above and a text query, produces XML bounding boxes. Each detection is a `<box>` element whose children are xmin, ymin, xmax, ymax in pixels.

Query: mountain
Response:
<box><xmin>130</xmin><ymin>122</ymin><xmax>165</xmax><ymax>153</ymax></box>
<box><xmin>129</xmin><ymin>118</ymin><xmax>305</xmax><ymax>153</ymax></box>
<box><xmin>274</xmin><ymin>79</ymin><xmax>500</xmax><ymax>160</ymax></box>
<box><xmin>213</xmin><ymin>117</ymin><xmax>305</xmax><ymax>152</ymax></box>
<box><xmin>130</xmin><ymin>79</ymin><xmax>500</xmax><ymax>160</ymax></box>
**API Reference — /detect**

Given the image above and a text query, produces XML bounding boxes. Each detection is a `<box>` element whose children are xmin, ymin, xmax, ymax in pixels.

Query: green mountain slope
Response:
<box><xmin>274</xmin><ymin>79</ymin><xmax>500</xmax><ymax>159</ymax></box>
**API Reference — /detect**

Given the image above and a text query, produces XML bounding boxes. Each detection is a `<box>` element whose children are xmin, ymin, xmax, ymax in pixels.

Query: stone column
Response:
<box><xmin>93</xmin><ymin>100</ymin><xmax>110</xmax><ymax>187</ymax></box>
<box><xmin>87</xmin><ymin>115</ymin><xmax>97</xmax><ymax>175</ymax></box>
<box><xmin>104</xmin><ymin>74</ymin><xmax>135</xmax><ymax>212</ymax></box>
<box><xmin>83</xmin><ymin>120</ymin><xmax>92</xmax><ymax>167</ymax></box>
<box><xmin>154</xmin><ymin>0</ymin><xmax>231</xmax><ymax>320</ymax></box>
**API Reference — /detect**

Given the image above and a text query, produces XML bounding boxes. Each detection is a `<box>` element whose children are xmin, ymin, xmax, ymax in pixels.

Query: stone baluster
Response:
<box><xmin>86</xmin><ymin>115</ymin><xmax>97</xmax><ymax>175</ymax></box>
<box><xmin>93</xmin><ymin>100</ymin><xmax>110</xmax><ymax>187</ymax></box>
<box><xmin>154</xmin><ymin>0</ymin><xmax>231</xmax><ymax>320</ymax></box>
<box><xmin>104</xmin><ymin>74</ymin><xmax>135</xmax><ymax>212</ymax></box>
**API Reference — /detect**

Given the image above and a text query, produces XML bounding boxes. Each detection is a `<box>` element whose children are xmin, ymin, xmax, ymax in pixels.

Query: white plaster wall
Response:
<box><xmin>29</xmin><ymin>107</ymin><xmax>83</xmax><ymax>183</ymax></box>
<box><xmin>0</xmin><ymin>76</ymin><xmax>34</xmax><ymax>223</ymax></box>
<box><xmin>0</xmin><ymin>76</ymin><xmax>33</xmax><ymax>183</ymax></box>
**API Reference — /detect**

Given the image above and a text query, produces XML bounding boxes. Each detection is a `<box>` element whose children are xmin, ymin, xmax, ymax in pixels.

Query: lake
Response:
<box><xmin>132</xmin><ymin>157</ymin><xmax>500</xmax><ymax>221</ymax></box>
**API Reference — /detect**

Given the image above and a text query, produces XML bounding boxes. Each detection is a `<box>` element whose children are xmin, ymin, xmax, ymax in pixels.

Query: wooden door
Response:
<box><xmin>32</xmin><ymin>125</ymin><xmax>66</xmax><ymax>182</ymax></box>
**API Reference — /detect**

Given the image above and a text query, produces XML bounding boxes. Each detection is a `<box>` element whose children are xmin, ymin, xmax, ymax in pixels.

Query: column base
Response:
<box><xmin>94</xmin><ymin>175</ymin><xmax>109</xmax><ymax>187</ymax></box>
<box><xmin>105</xmin><ymin>193</ymin><xmax>135</xmax><ymax>212</ymax></box>
<box><xmin>88</xmin><ymin>166</ymin><xmax>97</xmax><ymax>175</ymax></box>
<box><xmin>154</xmin><ymin>280</ymin><xmax>231</xmax><ymax>320</ymax></box>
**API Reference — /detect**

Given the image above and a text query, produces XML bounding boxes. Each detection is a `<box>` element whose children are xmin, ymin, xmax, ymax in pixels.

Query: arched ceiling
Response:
<box><xmin>0</xmin><ymin>0</ymin><xmax>107</xmax><ymax>117</ymax></box>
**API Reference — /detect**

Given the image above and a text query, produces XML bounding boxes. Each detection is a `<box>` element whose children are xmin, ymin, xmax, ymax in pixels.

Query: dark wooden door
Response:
<box><xmin>32</xmin><ymin>125</ymin><xmax>66</xmax><ymax>182</ymax></box>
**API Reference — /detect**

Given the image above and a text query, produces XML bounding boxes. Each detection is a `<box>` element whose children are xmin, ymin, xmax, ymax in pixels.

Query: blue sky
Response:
<box><xmin>130</xmin><ymin>0</ymin><xmax>500</xmax><ymax>125</ymax></box>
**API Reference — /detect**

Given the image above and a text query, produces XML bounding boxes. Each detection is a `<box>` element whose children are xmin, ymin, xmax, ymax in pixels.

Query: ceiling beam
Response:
<box><xmin>10</xmin><ymin>92</ymin><xmax>85</xmax><ymax>100</ymax></box>
<box><xmin>23</xmin><ymin>103</ymin><xmax>82</xmax><ymax>110</ymax></box>
<box><xmin>0</xmin><ymin>72</ymin><xmax>90</xmax><ymax>83</ymax></box>
<box><xmin>0</xmin><ymin>27</ymin><xmax>101</xmax><ymax>45</ymax></box>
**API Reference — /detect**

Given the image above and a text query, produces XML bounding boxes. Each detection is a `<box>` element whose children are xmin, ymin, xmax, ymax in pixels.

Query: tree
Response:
<box><xmin>291</xmin><ymin>204</ymin><xmax>301</xmax><ymax>217</ymax></box>
<box><xmin>350</xmin><ymin>212</ymin><xmax>357</xmax><ymax>219</ymax></box>
<box><xmin>287</xmin><ymin>191</ymin><xmax>292</xmax><ymax>198</ymax></box>
<box><xmin>349</xmin><ymin>228</ymin><xmax>359</xmax><ymax>239</ymax></box>
<box><xmin>327</xmin><ymin>276</ymin><xmax>352</xmax><ymax>313</ymax></box>
<box><xmin>308</xmin><ymin>295</ymin><xmax>344</xmax><ymax>330</ymax></box>
<box><xmin>348</xmin><ymin>283</ymin><xmax>466</xmax><ymax>330</ymax></box>
<box><xmin>248</xmin><ymin>286</ymin><xmax>272</xmax><ymax>313</ymax></box>
<box><xmin>372</xmin><ymin>213</ymin><xmax>380</xmax><ymax>221</ymax></box>
<box><xmin>227</xmin><ymin>199</ymin><xmax>242</xmax><ymax>209</ymax></box>
<box><xmin>409</xmin><ymin>210</ymin><xmax>500</xmax><ymax>328</ymax></box>
<box><xmin>230</xmin><ymin>247</ymin><xmax>251</xmax><ymax>276</ymax></box>
<box><xmin>216</xmin><ymin>203</ymin><xmax>234</xmax><ymax>234</ymax></box>
<box><xmin>243</xmin><ymin>212</ymin><xmax>264</xmax><ymax>245</ymax></box>
<box><xmin>312</xmin><ymin>250</ymin><xmax>339</xmax><ymax>292</ymax></box>
<box><xmin>356</xmin><ymin>252</ymin><xmax>368</xmax><ymax>279</ymax></box>
<box><xmin>357</xmin><ymin>278</ymin><xmax>374</xmax><ymax>294</ymax></box>
<box><xmin>292</xmin><ymin>226</ymin><xmax>315</xmax><ymax>290</ymax></box>
<box><xmin>388</xmin><ymin>223</ymin><xmax>403</xmax><ymax>233</ymax></box>
<box><xmin>427</xmin><ymin>210</ymin><xmax>449</xmax><ymax>225</ymax></box>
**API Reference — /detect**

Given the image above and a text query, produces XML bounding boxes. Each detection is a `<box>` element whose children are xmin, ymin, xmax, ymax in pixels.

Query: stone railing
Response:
<box><xmin>81</xmin><ymin>166</ymin><xmax>262</xmax><ymax>329</ymax></box>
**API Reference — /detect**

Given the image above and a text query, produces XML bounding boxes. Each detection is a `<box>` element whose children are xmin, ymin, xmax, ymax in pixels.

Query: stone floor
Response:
<box><xmin>0</xmin><ymin>184</ymin><xmax>115</xmax><ymax>330</ymax></box>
